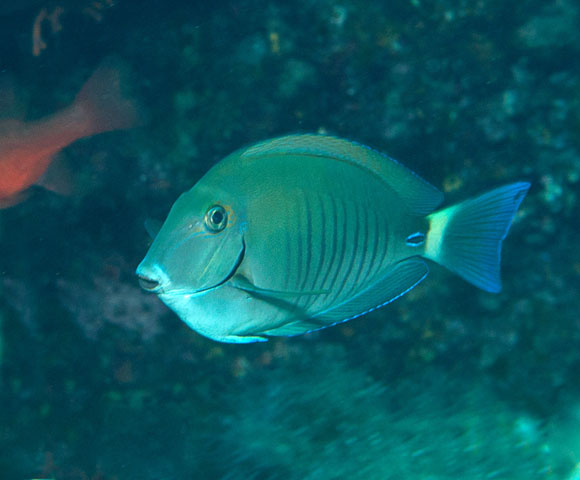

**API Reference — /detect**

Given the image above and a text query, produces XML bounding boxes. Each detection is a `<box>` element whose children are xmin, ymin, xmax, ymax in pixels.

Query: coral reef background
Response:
<box><xmin>1</xmin><ymin>0</ymin><xmax>579</xmax><ymax>478</ymax></box>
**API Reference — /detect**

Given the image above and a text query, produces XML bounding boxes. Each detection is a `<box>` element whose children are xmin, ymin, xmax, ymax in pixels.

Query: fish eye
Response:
<box><xmin>204</xmin><ymin>205</ymin><xmax>228</xmax><ymax>232</ymax></box>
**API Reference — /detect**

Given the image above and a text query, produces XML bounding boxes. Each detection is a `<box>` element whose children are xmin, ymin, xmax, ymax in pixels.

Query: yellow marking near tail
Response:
<box><xmin>425</xmin><ymin>206</ymin><xmax>456</xmax><ymax>261</ymax></box>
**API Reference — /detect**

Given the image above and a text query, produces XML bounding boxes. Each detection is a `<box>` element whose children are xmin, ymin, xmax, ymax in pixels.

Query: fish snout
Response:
<box><xmin>136</xmin><ymin>263</ymin><xmax>168</xmax><ymax>293</ymax></box>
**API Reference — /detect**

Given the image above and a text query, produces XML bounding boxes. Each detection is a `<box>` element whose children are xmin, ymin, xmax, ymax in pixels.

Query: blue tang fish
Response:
<box><xmin>137</xmin><ymin>134</ymin><xmax>530</xmax><ymax>343</ymax></box>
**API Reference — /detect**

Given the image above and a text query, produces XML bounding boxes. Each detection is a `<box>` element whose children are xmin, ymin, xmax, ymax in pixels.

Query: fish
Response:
<box><xmin>0</xmin><ymin>58</ymin><xmax>140</xmax><ymax>208</ymax></box>
<box><xmin>136</xmin><ymin>134</ymin><xmax>530</xmax><ymax>344</ymax></box>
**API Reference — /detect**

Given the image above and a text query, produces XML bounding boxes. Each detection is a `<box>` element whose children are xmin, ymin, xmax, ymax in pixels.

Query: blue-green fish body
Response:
<box><xmin>137</xmin><ymin>134</ymin><xmax>529</xmax><ymax>343</ymax></box>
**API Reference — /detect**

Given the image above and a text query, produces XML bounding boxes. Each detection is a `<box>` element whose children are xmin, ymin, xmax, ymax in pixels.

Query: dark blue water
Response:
<box><xmin>1</xmin><ymin>0</ymin><xmax>579</xmax><ymax>478</ymax></box>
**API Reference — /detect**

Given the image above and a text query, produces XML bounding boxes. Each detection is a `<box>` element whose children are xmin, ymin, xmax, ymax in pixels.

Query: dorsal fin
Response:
<box><xmin>240</xmin><ymin>134</ymin><xmax>443</xmax><ymax>215</ymax></box>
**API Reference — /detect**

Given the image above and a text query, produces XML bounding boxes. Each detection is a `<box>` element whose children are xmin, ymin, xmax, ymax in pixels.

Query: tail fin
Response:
<box><xmin>74</xmin><ymin>57</ymin><xmax>143</xmax><ymax>135</ymax></box>
<box><xmin>423</xmin><ymin>182</ymin><xmax>530</xmax><ymax>293</ymax></box>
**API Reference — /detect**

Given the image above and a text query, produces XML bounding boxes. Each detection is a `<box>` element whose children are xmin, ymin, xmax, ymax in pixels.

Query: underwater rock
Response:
<box><xmin>518</xmin><ymin>0</ymin><xmax>580</xmax><ymax>50</ymax></box>
<box><xmin>215</xmin><ymin>345</ymin><xmax>574</xmax><ymax>480</ymax></box>
<box><xmin>57</xmin><ymin>276</ymin><xmax>166</xmax><ymax>341</ymax></box>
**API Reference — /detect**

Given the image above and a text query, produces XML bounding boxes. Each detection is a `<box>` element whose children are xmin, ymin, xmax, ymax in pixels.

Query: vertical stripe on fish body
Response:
<box><xmin>232</xmin><ymin>148</ymin><xmax>425</xmax><ymax>320</ymax></box>
<box><xmin>137</xmin><ymin>134</ymin><xmax>530</xmax><ymax>343</ymax></box>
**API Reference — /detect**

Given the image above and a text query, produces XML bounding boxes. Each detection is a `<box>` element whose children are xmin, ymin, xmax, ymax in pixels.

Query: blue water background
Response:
<box><xmin>1</xmin><ymin>0</ymin><xmax>579</xmax><ymax>478</ymax></box>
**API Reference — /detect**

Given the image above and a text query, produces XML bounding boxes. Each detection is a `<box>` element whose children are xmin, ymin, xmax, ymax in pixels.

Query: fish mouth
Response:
<box><xmin>137</xmin><ymin>274</ymin><xmax>163</xmax><ymax>292</ymax></box>
<box><xmin>139</xmin><ymin>240</ymin><xmax>246</xmax><ymax>297</ymax></box>
<box><xmin>136</xmin><ymin>263</ymin><xmax>169</xmax><ymax>293</ymax></box>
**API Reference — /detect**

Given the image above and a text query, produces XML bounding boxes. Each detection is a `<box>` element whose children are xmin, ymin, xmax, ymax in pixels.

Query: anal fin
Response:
<box><xmin>314</xmin><ymin>257</ymin><xmax>429</xmax><ymax>325</ymax></box>
<box><xmin>263</xmin><ymin>258</ymin><xmax>429</xmax><ymax>337</ymax></box>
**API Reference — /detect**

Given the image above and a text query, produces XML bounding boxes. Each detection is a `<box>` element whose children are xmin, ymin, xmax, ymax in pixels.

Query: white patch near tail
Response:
<box><xmin>424</xmin><ymin>205</ymin><xmax>456</xmax><ymax>260</ymax></box>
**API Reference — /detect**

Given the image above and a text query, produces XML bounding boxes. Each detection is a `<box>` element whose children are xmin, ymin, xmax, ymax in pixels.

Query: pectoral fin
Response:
<box><xmin>144</xmin><ymin>218</ymin><xmax>163</xmax><ymax>239</ymax></box>
<box><xmin>230</xmin><ymin>274</ymin><xmax>330</xmax><ymax>297</ymax></box>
